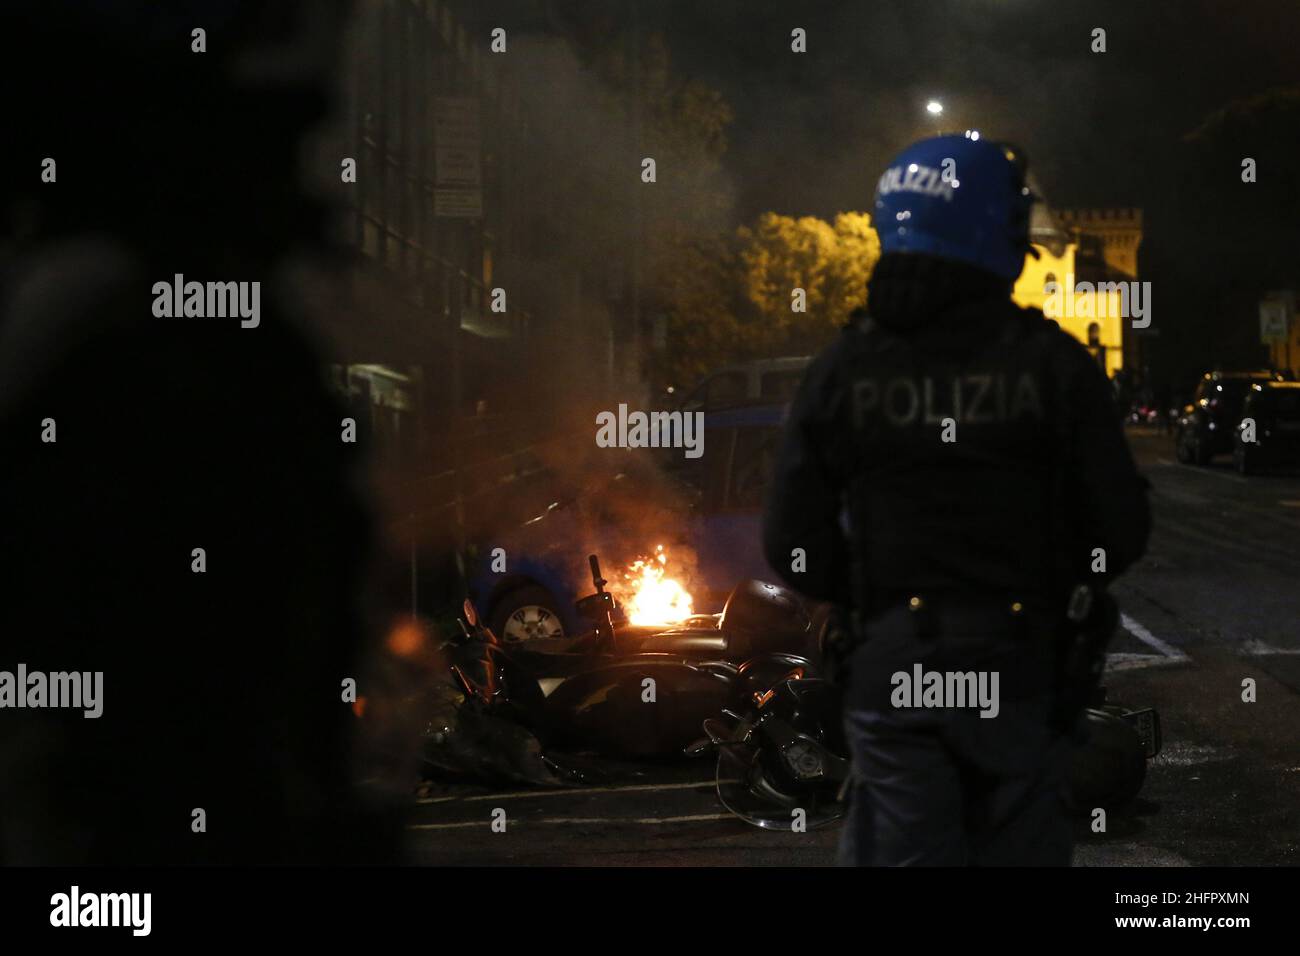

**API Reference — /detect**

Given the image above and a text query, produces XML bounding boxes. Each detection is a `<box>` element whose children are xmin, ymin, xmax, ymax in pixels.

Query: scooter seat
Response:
<box><xmin>625</xmin><ymin>631</ymin><xmax>728</xmax><ymax>657</ymax></box>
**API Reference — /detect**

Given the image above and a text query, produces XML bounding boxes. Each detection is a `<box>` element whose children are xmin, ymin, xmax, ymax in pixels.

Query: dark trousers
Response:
<box><xmin>837</xmin><ymin>601</ymin><xmax>1073</xmax><ymax>866</ymax></box>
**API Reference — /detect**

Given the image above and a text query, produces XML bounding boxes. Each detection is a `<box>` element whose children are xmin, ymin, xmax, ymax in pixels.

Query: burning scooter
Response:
<box><xmin>421</xmin><ymin>555</ymin><xmax>822</xmax><ymax>782</ymax></box>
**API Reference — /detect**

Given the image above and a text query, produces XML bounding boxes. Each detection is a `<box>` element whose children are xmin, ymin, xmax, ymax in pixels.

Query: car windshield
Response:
<box><xmin>1261</xmin><ymin>390</ymin><xmax>1300</xmax><ymax>419</ymax></box>
<box><xmin>1213</xmin><ymin>380</ymin><xmax>1253</xmax><ymax>409</ymax></box>
<box><xmin>727</xmin><ymin>425</ymin><xmax>781</xmax><ymax>510</ymax></box>
<box><xmin>657</xmin><ymin>444</ymin><xmax>705</xmax><ymax>494</ymax></box>
<box><xmin>759</xmin><ymin>369</ymin><xmax>805</xmax><ymax>402</ymax></box>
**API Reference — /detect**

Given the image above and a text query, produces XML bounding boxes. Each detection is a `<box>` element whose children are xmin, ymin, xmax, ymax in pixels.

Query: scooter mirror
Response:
<box><xmin>463</xmin><ymin>598</ymin><xmax>479</xmax><ymax>627</ymax></box>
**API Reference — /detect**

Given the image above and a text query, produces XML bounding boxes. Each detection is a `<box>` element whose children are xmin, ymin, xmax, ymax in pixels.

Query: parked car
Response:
<box><xmin>468</xmin><ymin>402</ymin><xmax>789</xmax><ymax>641</ymax></box>
<box><xmin>676</xmin><ymin>356</ymin><xmax>810</xmax><ymax>412</ymax></box>
<box><xmin>1175</xmin><ymin>370</ymin><xmax>1291</xmax><ymax>465</ymax></box>
<box><xmin>1233</xmin><ymin>380</ymin><xmax>1300</xmax><ymax>475</ymax></box>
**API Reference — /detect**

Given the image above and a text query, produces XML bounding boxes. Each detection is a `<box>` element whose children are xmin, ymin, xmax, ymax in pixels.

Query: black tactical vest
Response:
<box><xmin>835</xmin><ymin>302</ymin><xmax>1070</xmax><ymax>600</ymax></box>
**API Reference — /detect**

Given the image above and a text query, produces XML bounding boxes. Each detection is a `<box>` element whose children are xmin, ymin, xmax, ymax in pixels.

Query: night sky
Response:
<box><xmin>638</xmin><ymin>0</ymin><xmax>1299</xmax><ymax>221</ymax></box>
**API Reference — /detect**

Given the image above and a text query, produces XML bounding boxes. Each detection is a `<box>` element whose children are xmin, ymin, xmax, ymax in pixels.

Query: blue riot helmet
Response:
<box><xmin>872</xmin><ymin>134</ymin><xmax>1037</xmax><ymax>281</ymax></box>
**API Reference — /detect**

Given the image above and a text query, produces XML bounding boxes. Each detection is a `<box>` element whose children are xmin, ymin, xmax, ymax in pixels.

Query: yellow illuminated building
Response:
<box><xmin>1011</xmin><ymin>207</ymin><xmax>1141</xmax><ymax>379</ymax></box>
<box><xmin>1268</xmin><ymin>324</ymin><xmax>1299</xmax><ymax>375</ymax></box>
<box><xmin>1263</xmin><ymin>292</ymin><xmax>1299</xmax><ymax>375</ymax></box>
<box><xmin>1013</xmin><ymin>244</ymin><xmax>1125</xmax><ymax>378</ymax></box>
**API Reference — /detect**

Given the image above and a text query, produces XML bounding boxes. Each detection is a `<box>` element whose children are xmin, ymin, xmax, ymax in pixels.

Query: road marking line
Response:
<box><xmin>416</xmin><ymin>779</ymin><xmax>715</xmax><ymax>805</ymax></box>
<box><xmin>1104</xmin><ymin>652</ymin><xmax>1186</xmax><ymax>671</ymax></box>
<box><xmin>408</xmin><ymin>813</ymin><xmax>734</xmax><ymax>831</ymax></box>
<box><xmin>1240</xmin><ymin>639</ymin><xmax>1300</xmax><ymax>656</ymax></box>
<box><xmin>1120</xmin><ymin>613</ymin><xmax>1189</xmax><ymax>662</ymax></box>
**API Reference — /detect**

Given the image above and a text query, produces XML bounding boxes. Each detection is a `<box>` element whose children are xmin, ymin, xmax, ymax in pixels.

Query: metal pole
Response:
<box><xmin>629</xmin><ymin>0</ymin><xmax>641</xmax><ymax>390</ymax></box>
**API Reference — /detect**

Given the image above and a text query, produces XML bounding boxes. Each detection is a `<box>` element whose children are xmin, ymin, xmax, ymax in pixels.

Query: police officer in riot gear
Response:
<box><xmin>763</xmin><ymin>134</ymin><xmax>1149</xmax><ymax>866</ymax></box>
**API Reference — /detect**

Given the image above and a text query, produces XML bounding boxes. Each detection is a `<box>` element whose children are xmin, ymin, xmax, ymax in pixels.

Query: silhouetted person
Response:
<box><xmin>0</xmin><ymin>1</ymin><xmax>404</xmax><ymax>863</ymax></box>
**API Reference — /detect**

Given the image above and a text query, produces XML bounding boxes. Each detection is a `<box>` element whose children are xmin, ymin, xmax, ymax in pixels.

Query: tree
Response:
<box><xmin>654</xmin><ymin>211</ymin><xmax>881</xmax><ymax>387</ymax></box>
<box><xmin>737</xmin><ymin>211</ymin><xmax>879</xmax><ymax>349</ymax></box>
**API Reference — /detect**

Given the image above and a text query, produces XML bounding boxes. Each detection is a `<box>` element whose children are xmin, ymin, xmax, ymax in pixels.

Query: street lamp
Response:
<box><xmin>925</xmin><ymin>100</ymin><xmax>944</xmax><ymax>116</ymax></box>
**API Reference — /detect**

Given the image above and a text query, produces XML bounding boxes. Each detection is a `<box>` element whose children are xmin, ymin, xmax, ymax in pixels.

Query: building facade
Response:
<box><xmin>1013</xmin><ymin>206</ymin><xmax>1145</xmax><ymax>380</ymax></box>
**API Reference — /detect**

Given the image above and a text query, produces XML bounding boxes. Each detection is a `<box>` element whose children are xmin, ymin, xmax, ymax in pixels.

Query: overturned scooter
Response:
<box><xmin>421</xmin><ymin>556</ymin><xmax>822</xmax><ymax>781</ymax></box>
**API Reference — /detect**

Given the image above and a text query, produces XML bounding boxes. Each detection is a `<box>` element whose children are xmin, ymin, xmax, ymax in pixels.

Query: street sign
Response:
<box><xmin>434</xmin><ymin>188</ymin><xmax>483</xmax><ymax>218</ymax></box>
<box><xmin>1260</xmin><ymin>294</ymin><xmax>1292</xmax><ymax>344</ymax></box>
<box><xmin>434</xmin><ymin>96</ymin><xmax>482</xmax><ymax>219</ymax></box>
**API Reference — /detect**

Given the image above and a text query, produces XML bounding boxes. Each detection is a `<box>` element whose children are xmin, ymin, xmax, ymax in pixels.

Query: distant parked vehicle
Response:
<box><xmin>1233</xmin><ymin>381</ymin><xmax>1300</xmax><ymax>475</ymax></box>
<box><xmin>676</xmin><ymin>356</ymin><xmax>810</xmax><ymax>412</ymax></box>
<box><xmin>1126</xmin><ymin>403</ymin><xmax>1162</xmax><ymax>427</ymax></box>
<box><xmin>468</xmin><ymin>403</ymin><xmax>789</xmax><ymax>641</ymax></box>
<box><xmin>1175</xmin><ymin>370</ymin><xmax>1291</xmax><ymax>465</ymax></box>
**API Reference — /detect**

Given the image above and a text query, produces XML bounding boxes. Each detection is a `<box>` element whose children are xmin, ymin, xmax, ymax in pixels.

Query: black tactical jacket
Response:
<box><xmin>762</xmin><ymin>297</ymin><xmax>1150</xmax><ymax>611</ymax></box>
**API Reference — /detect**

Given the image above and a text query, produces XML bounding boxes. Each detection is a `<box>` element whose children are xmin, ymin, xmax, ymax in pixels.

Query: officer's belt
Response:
<box><xmin>863</xmin><ymin>587</ymin><xmax>1056</xmax><ymax>620</ymax></box>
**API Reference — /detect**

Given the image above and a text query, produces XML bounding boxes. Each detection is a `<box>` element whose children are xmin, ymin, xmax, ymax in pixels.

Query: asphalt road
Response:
<box><xmin>406</xmin><ymin>428</ymin><xmax>1300</xmax><ymax>866</ymax></box>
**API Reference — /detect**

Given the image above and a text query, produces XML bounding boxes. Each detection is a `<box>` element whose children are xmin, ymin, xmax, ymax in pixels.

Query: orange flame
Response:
<box><xmin>619</xmin><ymin>545</ymin><xmax>694</xmax><ymax>626</ymax></box>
